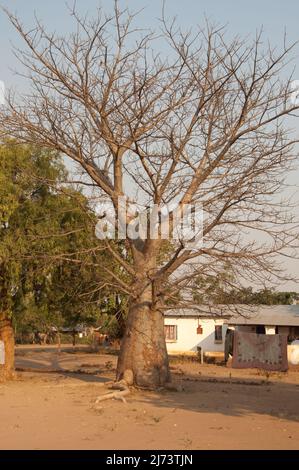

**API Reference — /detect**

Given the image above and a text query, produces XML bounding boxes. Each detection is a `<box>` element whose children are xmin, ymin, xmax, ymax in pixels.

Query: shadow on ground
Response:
<box><xmin>131</xmin><ymin>370</ymin><xmax>299</xmax><ymax>424</ymax></box>
<box><xmin>15</xmin><ymin>346</ymin><xmax>114</xmax><ymax>384</ymax></box>
<box><xmin>14</xmin><ymin>345</ymin><xmax>299</xmax><ymax>423</ymax></box>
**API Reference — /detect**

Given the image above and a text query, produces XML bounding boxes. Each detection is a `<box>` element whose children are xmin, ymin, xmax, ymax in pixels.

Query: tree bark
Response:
<box><xmin>116</xmin><ymin>293</ymin><xmax>170</xmax><ymax>388</ymax></box>
<box><xmin>0</xmin><ymin>315</ymin><xmax>15</xmax><ymax>381</ymax></box>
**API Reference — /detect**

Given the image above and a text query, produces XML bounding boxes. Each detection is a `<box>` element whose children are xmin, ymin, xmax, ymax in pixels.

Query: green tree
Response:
<box><xmin>0</xmin><ymin>142</ymin><xmax>62</xmax><ymax>377</ymax></box>
<box><xmin>0</xmin><ymin>142</ymin><xmax>126</xmax><ymax>379</ymax></box>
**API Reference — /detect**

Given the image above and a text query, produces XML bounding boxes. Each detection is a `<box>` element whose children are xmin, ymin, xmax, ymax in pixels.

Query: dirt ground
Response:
<box><xmin>0</xmin><ymin>345</ymin><xmax>298</xmax><ymax>450</ymax></box>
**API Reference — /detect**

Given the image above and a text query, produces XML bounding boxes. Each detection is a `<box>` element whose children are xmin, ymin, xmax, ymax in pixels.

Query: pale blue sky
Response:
<box><xmin>1</xmin><ymin>0</ymin><xmax>299</xmax><ymax>85</ymax></box>
<box><xmin>0</xmin><ymin>0</ymin><xmax>299</xmax><ymax>290</ymax></box>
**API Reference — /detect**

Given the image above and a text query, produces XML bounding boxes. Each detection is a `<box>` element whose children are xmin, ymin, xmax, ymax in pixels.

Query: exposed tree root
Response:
<box><xmin>95</xmin><ymin>371</ymin><xmax>133</xmax><ymax>404</ymax></box>
<box><xmin>95</xmin><ymin>387</ymin><xmax>130</xmax><ymax>404</ymax></box>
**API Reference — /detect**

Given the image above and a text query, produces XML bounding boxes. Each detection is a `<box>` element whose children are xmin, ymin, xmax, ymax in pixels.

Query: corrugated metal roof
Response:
<box><xmin>228</xmin><ymin>305</ymin><xmax>299</xmax><ymax>326</ymax></box>
<box><xmin>165</xmin><ymin>305</ymin><xmax>299</xmax><ymax>326</ymax></box>
<box><xmin>164</xmin><ymin>306</ymin><xmax>234</xmax><ymax>319</ymax></box>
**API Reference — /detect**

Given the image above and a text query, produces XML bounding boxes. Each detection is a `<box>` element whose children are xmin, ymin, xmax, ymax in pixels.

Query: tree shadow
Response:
<box><xmin>15</xmin><ymin>345</ymin><xmax>92</xmax><ymax>355</ymax></box>
<box><xmin>14</xmin><ymin>347</ymin><xmax>299</xmax><ymax>423</ymax></box>
<box><xmin>15</xmin><ymin>351</ymin><xmax>113</xmax><ymax>384</ymax></box>
<box><xmin>133</xmin><ymin>372</ymin><xmax>299</xmax><ymax>424</ymax></box>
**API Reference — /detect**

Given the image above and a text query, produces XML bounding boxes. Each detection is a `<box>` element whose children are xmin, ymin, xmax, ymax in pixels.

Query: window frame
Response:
<box><xmin>214</xmin><ymin>324</ymin><xmax>223</xmax><ymax>344</ymax></box>
<box><xmin>164</xmin><ymin>324</ymin><xmax>178</xmax><ymax>342</ymax></box>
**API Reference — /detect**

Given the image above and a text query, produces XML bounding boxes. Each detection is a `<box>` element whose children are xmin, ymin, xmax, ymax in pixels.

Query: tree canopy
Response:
<box><xmin>0</xmin><ymin>142</ymin><xmax>126</xmax><ymax>341</ymax></box>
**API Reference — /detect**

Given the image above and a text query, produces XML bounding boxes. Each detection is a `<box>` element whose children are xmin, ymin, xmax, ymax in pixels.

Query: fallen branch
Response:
<box><xmin>95</xmin><ymin>388</ymin><xmax>130</xmax><ymax>404</ymax></box>
<box><xmin>94</xmin><ymin>371</ymin><xmax>133</xmax><ymax>404</ymax></box>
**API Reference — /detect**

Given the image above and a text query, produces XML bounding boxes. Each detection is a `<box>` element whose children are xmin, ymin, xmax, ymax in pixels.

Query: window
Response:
<box><xmin>256</xmin><ymin>325</ymin><xmax>265</xmax><ymax>335</ymax></box>
<box><xmin>164</xmin><ymin>325</ymin><xmax>177</xmax><ymax>342</ymax></box>
<box><xmin>288</xmin><ymin>326</ymin><xmax>299</xmax><ymax>342</ymax></box>
<box><xmin>292</xmin><ymin>326</ymin><xmax>299</xmax><ymax>339</ymax></box>
<box><xmin>214</xmin><ymin>325</ymin><xmax>223</xmax><ymax>343</ymax></box>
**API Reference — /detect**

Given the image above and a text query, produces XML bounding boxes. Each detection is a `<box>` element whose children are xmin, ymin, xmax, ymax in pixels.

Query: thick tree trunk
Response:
<box><xmin>0</xmin><ymin>315</ymin><xmax>15</xmax><ymax>381</ymax></box>
<box><xmin>116</xmin><ymin>296</ymin><xmax>170</xmax><ymax>388</ymax></box>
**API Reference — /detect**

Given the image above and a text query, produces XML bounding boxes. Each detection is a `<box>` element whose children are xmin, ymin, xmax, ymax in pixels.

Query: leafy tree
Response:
<box><xmin>0</xmin><ymin>142</ymin><xmax>126</xmax><ymax>378</ymax></box>
<box><xmin>193</xmin><ymin>275</ymin><xmax>299</xmax><ymax>306</ymax></box>
<box><xmin>0</xmin><ymin>142</ymin><xmax>63</xmax><ymax>377</ymax></box>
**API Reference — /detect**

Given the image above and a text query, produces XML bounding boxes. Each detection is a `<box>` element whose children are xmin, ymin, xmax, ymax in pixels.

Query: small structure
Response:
<box><xmin>228</xmin><ymin>305</ymin><xmax>299</xmax><ymax>366</ymax></box>
<box><xmin>228</xmin><ymin>305</ymin><xmax>299</xmax><ymax>339</ymax></box>
<box><xmin>164</xmin><ymin>309</ymin><xmax>229</xmax><ymax>361</ymax></box>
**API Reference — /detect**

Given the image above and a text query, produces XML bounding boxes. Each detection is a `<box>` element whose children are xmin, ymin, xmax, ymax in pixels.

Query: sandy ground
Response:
<box><xmin>0</xmin><ymin>345</ymin><xmax>298</xmax><ymax>450</ymax></box>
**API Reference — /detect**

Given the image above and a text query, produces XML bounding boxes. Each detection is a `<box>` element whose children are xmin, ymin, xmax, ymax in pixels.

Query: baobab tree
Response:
<box><xmin>1</xmin><ymin>2</ymin><xmax>299</xmax><ymax>388</ymax></box>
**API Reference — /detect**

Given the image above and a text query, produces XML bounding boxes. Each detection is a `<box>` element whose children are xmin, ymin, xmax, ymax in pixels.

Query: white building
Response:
<box><xmin>164</xmin><ymin>309</ymin><xmax>229</xmax><ymax>359</ymax></box>
<box><xmin>164</xmin><ymin>305</ymin><xmax>299</xmax><ymax>363</ymax></box>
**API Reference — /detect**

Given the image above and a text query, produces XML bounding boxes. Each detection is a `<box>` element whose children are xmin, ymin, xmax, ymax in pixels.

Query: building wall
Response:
<box><xmin>235</xmin><ymin>325</ymin><xmax>292</xmax><ymax>335</ymax></box>
<box><xmin>164</xmin><ymin>318</ymin><xmax>296</xmax><ymax>357</ymax></box>
<box><xmin>277</xmin><ymin>326</ymin><xmax>290</xmax><ymax>335</ymax></box>
<box><xmin>237</xmin><ymin>325</ymin><xmax>256</xmax><ymax>333</ymax></box>
<box><xmin>164</xmin><ymin>317</ymin><xmax>227</xmax><ymax>355</ymax></box>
